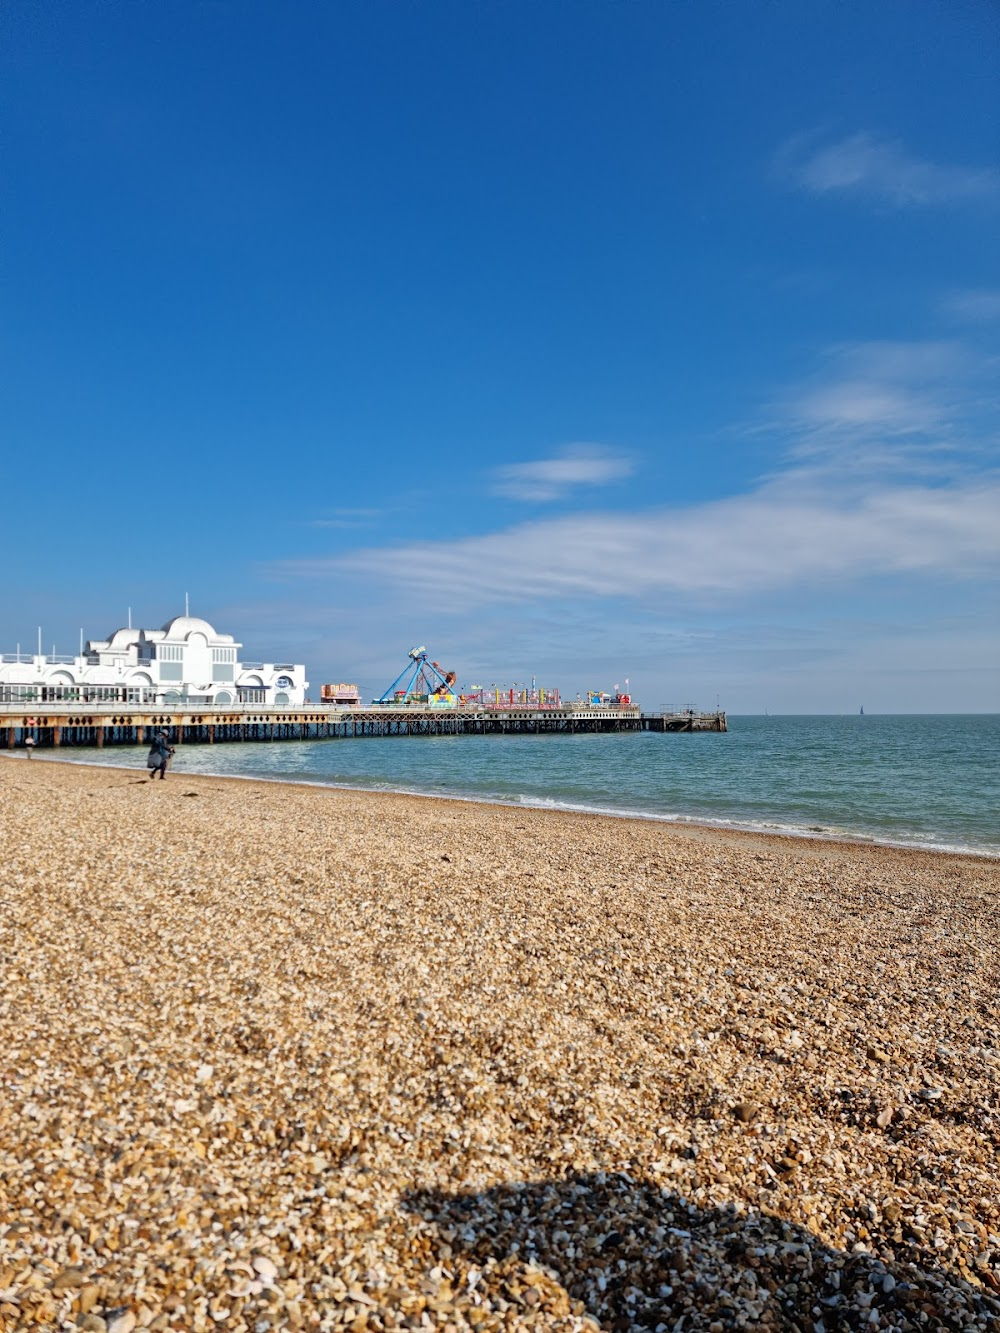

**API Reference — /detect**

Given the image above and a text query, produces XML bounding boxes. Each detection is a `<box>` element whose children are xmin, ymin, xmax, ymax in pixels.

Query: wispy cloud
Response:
<box><xmin>779</xmin><ymin>132</ymin><xmax>1000</xmax><ymax>206</ymax></box>
<box><xmin>784</xmin><ymin>341</ymin><xmax>963</xmax><ymax>456</ymax></box>
<box><xmin>492</xmin><ymin>444</ymin><xmax>633</xmax><ymax>502</ymax></box>
<box><xmin>308</xmin><ymin>508</ymin><xmax>384</xmax><ymax>529</ymax></box>
<box><xmin>271</xmin><ymin>340</ymin><xmax>999</xmax><ymax>611</ymax></box>
<box><xmin>943</xmin><ymin>288</ymin><xmax>1000</xmax><ymax>323</ymax></box>
<box><xmin>292</xmin><ymin>479</ymin><xmax>999</xmax><ymax>606</ymax></box>
<box><xmin>764</xmin><ymin>339</ymin><xmax>1000</xmax><ymax>481</ymax></box>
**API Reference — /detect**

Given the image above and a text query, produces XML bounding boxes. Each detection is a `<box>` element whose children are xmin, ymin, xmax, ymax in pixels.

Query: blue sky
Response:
<box><xmin>3</xmin><ymin>1</ymin><xmax>998</xmax><ymax>711</ymax></box>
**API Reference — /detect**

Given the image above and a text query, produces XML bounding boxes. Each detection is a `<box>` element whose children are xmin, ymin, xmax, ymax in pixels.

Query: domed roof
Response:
<box><xmin>160</xmin><ymin>614</ymin><xmax>220</xmax><ymax>638</ymax></box>
<box><xmin>107</xmin><ymin>626</ymin><xmax>141</xmax><ymax>646</ymax></box>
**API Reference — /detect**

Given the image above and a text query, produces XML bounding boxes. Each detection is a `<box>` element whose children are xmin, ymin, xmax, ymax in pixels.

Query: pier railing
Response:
<box><xmin>0</xmin><ymin>652</ymin><xmax>78</xmax><ymax>665</ymax></box>
<box><xmin>0</xmin><ymin>701</ymin><xmax>308</xmax><ymax>716</ymax></box>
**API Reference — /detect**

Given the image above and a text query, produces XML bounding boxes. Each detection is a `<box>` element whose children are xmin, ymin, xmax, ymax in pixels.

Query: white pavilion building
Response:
<box><xmin>0</xmin><ymin>614</ymin><xmax>309</xmax><ymax>706</ymax></box>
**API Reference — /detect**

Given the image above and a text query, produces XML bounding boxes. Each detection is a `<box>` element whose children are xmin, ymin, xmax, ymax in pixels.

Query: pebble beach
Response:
<box><xmin>2</xmin><ymin>756</ymin><xmax>999</xmax><ymax>1333</ymax></box>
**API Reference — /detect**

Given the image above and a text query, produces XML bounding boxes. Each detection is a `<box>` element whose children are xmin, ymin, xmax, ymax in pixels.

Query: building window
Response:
<box><xmin>160</xmin><ymin>663</ymin><xmax>183</xmax><ymax>681</ymax></box>
<box><xmin>212</xmin><ymin>665</ymin><xmax>234</xmax><ymax>682</ymax></box>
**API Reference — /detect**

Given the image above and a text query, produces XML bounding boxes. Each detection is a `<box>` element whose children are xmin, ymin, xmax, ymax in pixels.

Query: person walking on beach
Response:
<box><xmin>146</xmin><ymin>731</ymin><xmax>175</xmax><ymax>780</ymax></box>
<box><xmin>24</xmin><ymin>718</ymin><xmax>36</xmax><ymax>758</ymax></box>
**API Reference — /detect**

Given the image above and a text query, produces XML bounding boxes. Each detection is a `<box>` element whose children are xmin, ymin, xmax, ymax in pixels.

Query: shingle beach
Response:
<box><xmin>2</xmin><ymin>756</ymin><xmax>999</xmax><ymax>1332</ymax></box>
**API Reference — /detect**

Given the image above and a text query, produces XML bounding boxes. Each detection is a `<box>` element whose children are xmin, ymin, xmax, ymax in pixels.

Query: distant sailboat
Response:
<box><xmin>860</xmin><ymin>706</ymin><xmax>864</xmax><ymax>715</ymax></box>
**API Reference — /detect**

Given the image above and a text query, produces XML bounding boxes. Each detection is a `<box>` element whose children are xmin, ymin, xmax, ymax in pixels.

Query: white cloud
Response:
<box><xmin>492</xmin><ymin>444</ymin><xmax>633</xmax><ymax>501</ymax></box>
<box><xmin>309</xmin><ymin>508</ymin><xmax>384</xmax><ymax>529</ymax></box>
<box><xmin>785</xmin><ymin>341</ymin><xmax>962</xmax><ymax>448</ymax></box>
<box><xmin>272</xmin><ymin>341</ymin><xmax>999</xmax><ymax>613</ymax></box>
<box><xmin>780</xmin><ymin>132</ymin><xmax>999</xmax><ymax>205</ymax></box>
<box><xmin>275</xmin><ymin>472</ymin><xmax>1000</xmax><ymax>609</ymax></box>
<box><xmin>943</xmin><ymin>289</ymin><xmax>1000</xmax><ymax>323</ymax></box>
<box><xmin>797</xmin><ymin>382</ymin><xmax>939</xmax><ymax>434</ymax></box>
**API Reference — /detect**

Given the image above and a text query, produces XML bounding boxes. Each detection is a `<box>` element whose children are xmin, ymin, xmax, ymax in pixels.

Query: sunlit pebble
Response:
<box><xmin>0</xmin><ymin>757</ymin><xmax>999</xmax><ymax>1330</ymax></box>
<box><xmin>251</xmin><ymin>1255</ymin><xmax>278</xmax><ymax>1285</ymax></box>
<box><xmin>106</xmin><ymin>1313</ymin><xmax>136</xmax><ymax>1333</ymax></box>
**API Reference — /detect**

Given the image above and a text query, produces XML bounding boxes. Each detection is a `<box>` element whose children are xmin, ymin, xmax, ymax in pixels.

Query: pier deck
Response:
<box><xmin>0</xmin><ymin>703</ymin><xmax>726</xmax><ymax>750</ymax></box>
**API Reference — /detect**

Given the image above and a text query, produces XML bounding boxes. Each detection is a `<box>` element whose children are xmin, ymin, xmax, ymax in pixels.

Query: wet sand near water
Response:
<box><xmin>1</xmin><ymin>755</ymin><xmax>999</xmax><ymax>1331</ymax></box>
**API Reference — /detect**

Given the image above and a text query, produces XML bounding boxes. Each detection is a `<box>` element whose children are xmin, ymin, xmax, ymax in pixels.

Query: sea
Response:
<box><xmin>56</xmin><ymin>714</ymin><xmax>999</xmax><ymax>858</ymax></box>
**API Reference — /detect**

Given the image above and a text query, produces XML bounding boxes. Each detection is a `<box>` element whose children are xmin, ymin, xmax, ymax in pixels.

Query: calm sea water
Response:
<box><xmin>55</xmin><ymin>714</ymin><xmax>999</xmax><ymax>857</ymax></box>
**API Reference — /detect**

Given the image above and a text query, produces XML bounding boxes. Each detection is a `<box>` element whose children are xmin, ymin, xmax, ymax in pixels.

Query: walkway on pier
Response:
<box><xmin>0</xmin><ymin>703</ymin><xmax>725</xmax><ymax>750</ymax></box>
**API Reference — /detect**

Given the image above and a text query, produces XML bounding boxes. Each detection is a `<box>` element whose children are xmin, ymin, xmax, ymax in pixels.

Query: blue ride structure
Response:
<box><xmin>374</xmin><ymin>646</ymin><xmax>458</xmax><ymax>706</ymax></box>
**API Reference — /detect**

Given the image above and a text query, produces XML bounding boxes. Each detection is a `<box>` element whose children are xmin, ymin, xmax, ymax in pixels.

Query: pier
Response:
<box><xmin>0</xmin><ymin>703</ymin><xmax>726</xmax><ymax>750</ymax></box>
<box><xmin>641</xmin><ymin>710</ymin><xmax>728</xmax><ymax>733</ymax></box>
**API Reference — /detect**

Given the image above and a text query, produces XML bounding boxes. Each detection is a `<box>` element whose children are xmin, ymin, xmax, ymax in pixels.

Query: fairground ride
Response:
<box><xmin>374</xmin><ymin>646</ymin><xmax>458</xmax><ymax>706</ymax></box>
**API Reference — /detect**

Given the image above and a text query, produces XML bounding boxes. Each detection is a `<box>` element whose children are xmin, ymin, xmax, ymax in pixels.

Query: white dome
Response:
<box><xmin>160</xmin><ymin>615</ymin><xmax>224</xmax><ymax>640</ymax></box>
<box><xmin>107</xmin><ymin>627</ymin><xmax>140</xmax><ymax>647</ymax></box>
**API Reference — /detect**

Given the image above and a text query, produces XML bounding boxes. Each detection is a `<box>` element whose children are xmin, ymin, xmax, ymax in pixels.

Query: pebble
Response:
<box><xmin>1</xmin><ymin>756</ymin><xmax>999</xmax><ymax>1332</ymax></box>
<box><xmin>51</xmin><ymin>1266</ymin><xmax>87</xmax><ymax>1290</ymax></box>
<box><xmin>252</xmin><ymin>1255</ymin><xmax>279</xmax><ymax>1285</ymax></box>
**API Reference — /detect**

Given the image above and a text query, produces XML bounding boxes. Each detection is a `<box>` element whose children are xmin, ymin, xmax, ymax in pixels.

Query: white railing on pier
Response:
<box><xmin>0</xmin><ymin>652</ymin><xmax>78</xmax><ymax>665</ymax></box>
<box><xmin>0</xmin><ymin>701</ymin><xmax>308</xmax><ymax>715</ymax></box>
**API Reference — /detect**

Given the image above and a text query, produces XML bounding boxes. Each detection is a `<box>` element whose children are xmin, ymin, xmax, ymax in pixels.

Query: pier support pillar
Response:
<box><xmin>6</xmin><ymin>726</ymin><xmax>13</xmax><ymax>751</ymax></box>
<box><xmin>208</xmin><ymin>725</ymin><xmax>214</xmax><ymax>744</ymax></box>
<box><xmin>52</xmin><ymin>727</ymin><xmax>61</xmax><ymax>748</ymax></box>
<box><xmin>96</xmin><ymin>727</ymin><xmax>105</xmax><ymax>748</ymax></box>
